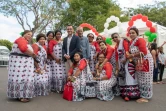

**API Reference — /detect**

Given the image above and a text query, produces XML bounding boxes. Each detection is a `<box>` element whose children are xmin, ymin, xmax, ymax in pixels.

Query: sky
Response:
<box><xmin>0</xmin><ymin>0</ymin><xmax>165</xmax><ymax>42</ymax></box>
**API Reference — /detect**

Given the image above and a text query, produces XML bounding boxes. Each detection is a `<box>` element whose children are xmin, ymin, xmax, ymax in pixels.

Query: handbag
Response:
<box><xmin>63</xmin><ymin>82</ymin><xmax>73</xmax><ymax>101</ymax></box>
<box><xmin>85</xmin><ymin>81</ymin><xmax>97</xmax><ymax>97</ymax></box>
<box><xmin>135</xmin><ymin>52</ymin><xmax>149</xmax><ymax>72</ymax></box>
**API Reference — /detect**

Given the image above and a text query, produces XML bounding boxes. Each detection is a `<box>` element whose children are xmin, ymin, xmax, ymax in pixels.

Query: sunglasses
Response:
<box><xmin>88</xmin><ymin>36</ymin><xmax>94</xmax><ymax>39</ymax></box>
<box><xmin>112</xmin><ymin>36</ymin><xmax>118</xmax><ymax>39</ymax></box>
<box><xmin>97</xmin><ymin>38</ymin><xmax>102</xmax><ymax>40</ymax></box>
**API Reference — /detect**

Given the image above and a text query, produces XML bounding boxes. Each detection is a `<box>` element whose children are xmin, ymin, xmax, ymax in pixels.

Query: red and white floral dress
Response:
<box><xmin>49</xmin><ymin>40</ymin><xmax>66</xmax><ymax>92</ymax></box>
<box><xmin>130</xmin><ymin>37</ymin><xmax>153</xmax><ymax>99</ymax></box>
<box><xmin>32</xmin><ymin>43</ymin><xmax>49</xmax><ymax>96</ymax></box>
<box><xmin>7</xmin><ymin>37</ymin><xmax>35</xmax><ymax>98</ymax></box>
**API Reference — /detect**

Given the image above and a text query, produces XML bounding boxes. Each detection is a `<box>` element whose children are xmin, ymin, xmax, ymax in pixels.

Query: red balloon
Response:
<box><xmin>142</xmin><ymin>16</ymin><xmax>148</xmax><ymax>22</ymax></box>
<box><xmin>150</xmin><ymin>27</ymin><xmax>156</xmax><ymax>33</ymax></box>
<box><xmin>131</xmin><ymin>16</ymin><xmax>137</xmax><ymax>21</ymax></box>
<box><xmin>127</xmin><ymin>27</ymin><xmax>130</xmax><ymax>31</ymax></box>
<box><xmin>146</xmin><ymin>20</ymin><xmax>152</xmax><ymax>27</ymax></box>
<box><xmin>92</xmin><ymin>28</ymin><xmax>96</xmax><ymax>32</ymax></box>
<box><xmin>128</xmin><ymin>21</ymin><xmax>134</xmax><ymax>27</ymax></box>
<box><xmin>95</xmin><ymin>32</ymin><xmax>99</xmax><ymax>36</ymax></box>
<box><xmin>137</xmin><ymin>14</ymin><xmax>142</xmax><ymax>19</ymax></box>
<box><xmin>88</xmin><ymin>25</ymin><xmax>93</xmax><ymax>29</ymax></box>
<box><xmin>126</xmin><ymin>33</ymin><xmax>129</xmax><ymax>37</ymax></box>
<box><xmin>102</xmin><ymin>37</ymin><xmax>106</xmax><ymax>41</ymax></box>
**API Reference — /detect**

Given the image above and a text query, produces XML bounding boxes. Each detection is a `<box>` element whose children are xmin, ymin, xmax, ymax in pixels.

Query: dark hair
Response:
<box><xmin>73</xmin><ymin>52</ymin><xmax>83</xmax><ymax>65</ymax></box>
<box><xmin>36</xmin><ymin>33</ymin><xmax>46</xmax><ymax>42</ymax></box>
<box><xmin>111</xmin><ymin>32</ymin><xmax>119</xmax><ymax>38</ymax></box>
<box><xmin>87</xmin><ymin>33</ymin><xmax>94</xmax><ymax>38</ymax></box>
<box><xmin>158</xmin><ymin>46</ymin><xmax>164</xmax><ymax>54</ymax></box>
<box><xmin>97</xmin><ymin>53</ymin><xmax>106</xmax><ymax>61</ymax></box>
<box><xmin>66</xmin><ymin>25</ymin><xmax>73</xmax><ymax>28</ymax></box>
<box><xmin>55</xmin><ymin>30</ymin><xmax>62</xmax><ymax>36</ymax></box>
<box><xmin>22</xmin><ymin>30</ymin><xmax>32</xmax><ymax>36</ymax></box>
<box><xmin>129</xmin><ymin>27</ymin><xmax>139</xmax><ymax>35</ymax></box>
<box><xmin>96</xmin><ymin>35</ymin><xmax>103</xmax><ymax>40</ymax></box>
<box><xmin>99</xmin><ymin>40</ymin><xmax>106</xmax><ymax>45</ymax></box>
<box><xmin>46</xmin><ymin>31</ymin><xmax>54</xmax><ymax>37</ymax></box>
<box><xmin>150</xmin><ymin>43</ymin><xmax>157</xmax><ymax>51</ymax></box>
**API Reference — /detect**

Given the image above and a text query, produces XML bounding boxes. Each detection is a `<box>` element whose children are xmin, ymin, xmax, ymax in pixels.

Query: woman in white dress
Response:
<box><xmin>111</xmin><ymin>33</ymin><xmax>140</xmax><ymax>101</ymax></box>
<box><xmin>48</xmin><ymin>30</ymin><xmax>66</xmax><ymax>93</ymax></box>
<box><xmin>46</xmin><ymin>31</ymin><xmax>54</xmax><ymax>91</ymax></box>
<box><xmin>127</xmin><ymin>27</ymin><xmax>153</xmax><ymax>103</ymax></box>
<box><xmin>7</xmin><ymin>30</ymin><xmax>37</xmax><ymax>102</ymax></box>
<box><xmin>94</xmin><ymin>53</ymin><xmax>117</xmax><ymax>101</ymax></box>
<box><xmin>32</xmin><ymin>33</ymin><xmax>49</xmax><ymax>96</ymax></box>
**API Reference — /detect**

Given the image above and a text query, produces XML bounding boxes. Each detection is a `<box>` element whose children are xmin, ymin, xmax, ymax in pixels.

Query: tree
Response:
<box><xmin>0</xmin><ymin>0</ymin><xmax>67</xmax><ymax>35</ymax></box>
<box><xmin>133</xmin><ymin>1</ymin><xmax>166</xmax><ymax>26</ymax></box>
<box><xmin>0</xmin><ymin>39</ymin><xmax>13</xmax><ymax>51</ymax></box>
<box><xmin>56</xmin><ymin>0</ymin><xmax>128</xmax><ymax>32</ymax></box>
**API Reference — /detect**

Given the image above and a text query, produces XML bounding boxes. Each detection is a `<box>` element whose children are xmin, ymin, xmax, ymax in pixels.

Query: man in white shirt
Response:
<box><xmin>62</xmin><ymin>25</ymin><xmax>80</xmax><ymax>74</ymax></box>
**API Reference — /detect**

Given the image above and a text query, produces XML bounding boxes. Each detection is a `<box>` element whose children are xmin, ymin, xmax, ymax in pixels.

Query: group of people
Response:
<box><xmin>7</xmin><ymin>25</ymin><xmax>165</xmax><ymax>103</ymax></box>
<box><xmin>149</xmin><ymin>40</ymin><xmax>166</xmax><ymax>84</ymax></box>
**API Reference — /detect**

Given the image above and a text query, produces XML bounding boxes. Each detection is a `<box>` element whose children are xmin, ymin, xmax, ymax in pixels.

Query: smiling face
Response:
<box><xmin>77</xmin><ymin>27</ymin><xmax>83</xmax><ymax>37</ymax></box>
<box><xmin>23</xmin><ymin>32</ymin><xmax>32</xmax><ymax>41</ymax></box>
<box><xmin>98</xmin><ymin>53</ymin><xmax>105</xmax><ymax>64</ymax></box>
<box><xmin>74</xmin><ymin>53</ymin><xmax>81</xmax><ymax>62</ymax></box>
<box><xmin>67</xmin><ymin>25</ymin><xmax>74</xmax><ymax>36</ymax></box>
<box><xmin>38</xmin><ymin>37</ymin><xmax>46</xmax><ymax>46</ymax></box>
<box><xmin>55</xmin><ymin>32</ymin><xmax>62</xmax><ymax>40</ymax></box>
<box><xmin>87</xmin><ymin>33</ymin><xmax>94</xmax><ymax>43</ymax></box>
<box><xmin>99</xmin><ymin>42</ymin><xmax>106</xmax><ymax>50</ymax></box>
<box><xmin>129</xmin><ymin>29</ymin><xmax>137</xmax><ymax>40</ymax></box>
<box><xmin>96</xmin><ymin>36</ymin><xmax>103</xmax><ymax>43</ymax></box>
<box><xmin>47</xmin><ymin>33</ymin><xmax>54</xmax><ymax>41</ymax></box>
<box><xmin>112</xmin><ymin>33</ymin><xmax>119</xmax><ymax>43</ymax></box>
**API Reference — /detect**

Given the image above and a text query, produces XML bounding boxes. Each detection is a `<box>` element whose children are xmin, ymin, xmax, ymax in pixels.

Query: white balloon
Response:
<box><xmin>104</xmin><ymin>29</ymin><xmax>109</xmax><ymax>34</ymax></box>
<box><xmin>111</xmin><ymin>16</ymin><xmax>116</xmax><ymax>20</ymax></box>
<box><xmin>117</xmin><ymin>22</ymin><xmax>122</xmax><ymax>27</ymax></box>
<box><xmin>119</xmin><ymin>28</ymin><xmax>123</xmax><ymax>34</ymax></box>
<box><xmin>106</xmin><ymin>18</ymin><xmax>111</xmax><ymax>23</ymax></box>
<box><xmin>104</xmin><ymin>23</ymin><xmax>109</xmax><ymax>28</ymax></box>
<box><xmin>114</xmin><ymin>17</ymin><xmax>120</xmax><ymax>22</ymax></box>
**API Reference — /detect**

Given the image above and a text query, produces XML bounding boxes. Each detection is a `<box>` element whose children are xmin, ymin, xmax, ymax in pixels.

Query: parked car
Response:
<box><xmin>0</xmin><ymin>46</ymin><xmax>10</xmax><ymax>66</ymax></box>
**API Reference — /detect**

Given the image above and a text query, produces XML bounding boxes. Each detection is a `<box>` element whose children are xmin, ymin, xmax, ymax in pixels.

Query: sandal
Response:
<box><xmin>136</xmin><ymin>98</ymin><xmax>148</xmax><ymax>103</ymax></box>
<box><xmin>19</xmin><ymin>98</ymin><xmax>30</xmax><ymax>103</ymax></box>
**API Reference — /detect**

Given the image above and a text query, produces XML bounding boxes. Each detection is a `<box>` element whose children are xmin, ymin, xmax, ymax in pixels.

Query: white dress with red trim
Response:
<box><xmin>130</xmin><ymin>37</ymin><xmax>153</xmax><ymax>99</ymax></box>
<box><xmin>34</xmin><ymin>43</ymin><xmax>49</xmax><ymax>96</ymax></box>
<box><xmin>117</xmin><ymin>39</ymin><xmax>140</xmax><ymax>99</ymax></box>
<box><xmin>7</xmin><ymin>43</ymin><xmax>35</xmax><ymax>98</ymax></box>
<box><xmin>72</xmin><ymin>59</ymin><xmax>92</xmax><ymax>101</ymax></box>
<box><xmin>96</xmin><ymin>70</ymin><xmax>116</xmax><ymax>101</ymax></box>
<box><xmin>51</xmin><ymin>41</ymin><xmax>66</xmax><ymax>92</ymax></box>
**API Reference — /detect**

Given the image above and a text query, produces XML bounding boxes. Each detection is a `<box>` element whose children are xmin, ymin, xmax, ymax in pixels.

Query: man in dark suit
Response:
<box><xmin>62</xmin><ymin>25</ymin><xmax>80</xmax><ymax>74</ymax></box>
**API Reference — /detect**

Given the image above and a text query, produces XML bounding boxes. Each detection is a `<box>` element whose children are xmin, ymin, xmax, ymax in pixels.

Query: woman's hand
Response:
<box><xmin>126</xmin><ymin>54</ymin><xmax>133</xmax><ymax>59</ymax></box>
<box><xmin>95</xmin><ymin>62</ymin><xmax>99</xmax><ymax>69</ymax></box>
<box><xmin>115</xmin><ymin>69</ymin><xmax>119</xmax><ymax>77</ymax></box>
<box><xmin>122</xmin><ymin>59</ymin><xmax>126</xmax><ymax>64</ymax></box>
<box><xmin>55</xmin><ymin>58</ymin><xmax>61</xmax><ymax>64</ymax></box>
<box><xmin>35</xmin><ymin>67</ymin><xmax>42</xmax><ymax>74</ymax></box>
<box><xmin>67</xmin><ymin>76</ymin><xmax>72</xmax><ymax>81</ymax></box>
<box><xmin>93</xmin><ymin>77</ymin><xmax>100</xmax><ymax>81</ymax></box>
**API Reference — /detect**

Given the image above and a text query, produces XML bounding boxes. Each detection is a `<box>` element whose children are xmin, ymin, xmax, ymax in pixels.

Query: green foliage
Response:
<box><xmin>133</xmin><ymin>1</ymin><xmax>166</xmax><ymax>26</ymax></box>
<box><xmin>56</xmin><ymin>0</ymin><xmax>128</xmax><ymax>32</ymax></box>
<box><xmin>0</xmin><ymin>39</ymin><xmax>13</xmax><ymax>51</ymax></box>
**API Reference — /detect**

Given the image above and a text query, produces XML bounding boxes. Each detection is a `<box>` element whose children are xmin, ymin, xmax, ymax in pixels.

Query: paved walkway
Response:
<box><xmin>0</xmin><ymin>67</ymin><xmax>166</xmax><ymax>111</ymax></box>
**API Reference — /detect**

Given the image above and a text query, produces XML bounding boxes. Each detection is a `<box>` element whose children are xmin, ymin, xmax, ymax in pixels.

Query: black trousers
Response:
<box><xmin>159</xmin><ymin>63</ymin><xmax>165</xmax><ymax>81</ymax></box>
